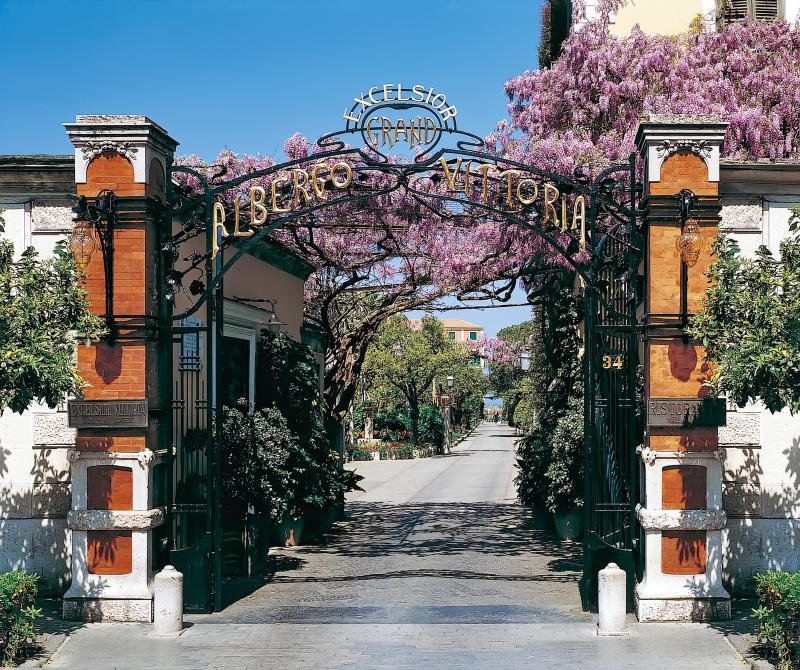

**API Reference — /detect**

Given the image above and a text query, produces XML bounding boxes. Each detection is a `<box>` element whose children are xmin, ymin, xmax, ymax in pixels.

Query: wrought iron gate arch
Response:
<box><xmin>161</xmin><ymin>118</ymin><xmax>643</xmax><ymax>612</ymax></box>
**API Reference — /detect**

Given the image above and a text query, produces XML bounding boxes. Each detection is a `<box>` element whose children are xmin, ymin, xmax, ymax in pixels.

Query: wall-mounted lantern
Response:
<box><xmin>71</xmin><ymin>190</ymin><xmax>117</xmax><ymax>337</ymax></box>
<box><xmin>232</xmin><ymin>296</ymin><xmax>286</xmax><ymax>331</ymax></box>
<box><xmin>68</xmin><ymin>219</ymin><xmax>97</xmax><ymax>270</ymax></box>
<box><xmin>675</xmin><ymin>189</ymin><xmax>705</xmax><ymax>268</ymax></box>
<box><xmin>676</xmin><ymin>219</ymin><xmax>705</xmax><ymax>268</ymax></box>
<box><xmin>520</xmin><ymin>351</ymin><xmax>531</xmax><ymax>371</ymax></box>
<box><xmin>446</xmin><ymin>374</ymin><xmax>454</xmax><ymax>389</ymax></box>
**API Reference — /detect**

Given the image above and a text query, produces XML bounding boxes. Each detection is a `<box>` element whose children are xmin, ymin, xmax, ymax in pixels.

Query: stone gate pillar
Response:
<box><xmin>634</xmin><ymin>115</ymin><xmax>731</xmax><ymax>622</ymax></box>
<box><xmin>62</xmin><ymin>116</ymin><xmax>177</xmax><ymax>621</ymax></box>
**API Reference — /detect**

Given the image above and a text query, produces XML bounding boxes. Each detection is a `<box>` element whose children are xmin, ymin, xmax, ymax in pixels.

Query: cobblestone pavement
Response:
<box><xmin>47</xmin><ymin>423</ymin><xmax>745</xmax><ymax>669</ymax></box>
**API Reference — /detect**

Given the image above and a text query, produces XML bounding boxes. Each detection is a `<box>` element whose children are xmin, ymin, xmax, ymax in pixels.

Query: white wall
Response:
<box><xmin>720</xmin><ymin>196</ymin><xmax>800</xmax><ymax>592</ymax></box>
<box><xmin>0</xmin><ymin>197</ymin><xmax>75</xmax><ymax>593</ymax></box>
<box><xmin>787</xmin><ymin>0</ymin><xmax>800</xmax><ymax>22</ymax></box>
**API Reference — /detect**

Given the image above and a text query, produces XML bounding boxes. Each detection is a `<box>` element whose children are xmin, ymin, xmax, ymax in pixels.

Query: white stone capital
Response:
<box><xmin>635</xmin><ymin>115</ymin><xmax>728</xmax><ymax>184</ymax></box>
<box><xmin>64</xmin><ymin>115</ymin><xmax>179</xmax><ymax>186</ymax></box>
<box><xmin>67</xmin><ymin>508</ymin><xmax>164</xmax><ymax>531</ymax></box>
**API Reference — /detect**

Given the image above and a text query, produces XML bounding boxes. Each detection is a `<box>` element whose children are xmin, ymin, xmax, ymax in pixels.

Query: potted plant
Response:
<box><xmin>220</xmin><ymin>401</ymin><xmax>293</xmax><ymax>571</ymax></box>
<box><xmin>514</xmin><ymin>431</ymin><xmax>553</xmax><ymax>530</ymax></box>
<box><xmin>545</xmin><ymin>396</ymin><xmax>584</xmax><ymax>541</ymax></box>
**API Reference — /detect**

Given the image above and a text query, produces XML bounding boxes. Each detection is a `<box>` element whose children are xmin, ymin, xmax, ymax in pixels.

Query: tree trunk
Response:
<box><xmin>409</xmin><ymin>401</ymin><xmax>420</xmax><ymax>444</ymax></box>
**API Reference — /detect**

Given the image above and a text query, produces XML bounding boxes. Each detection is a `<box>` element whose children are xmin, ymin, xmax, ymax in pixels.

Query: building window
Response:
<box><xmin>222</xmin><ymin>336</ymin><xmax>251</xmax><ymax>407</ymax></box>
<box><xmin>217</xmin><ymin>324</ymin><xmax>256</xmax><ymax>408</ymax></box>
<box><xmin>448</xmin><ymin>331</ymin><xmax>456</xmax><ymax>340</ymax></box>
<box><xmin>470</xmin><ymin>355</ymin><xmax>481</xmax><ymax>366</ymax></box>
<box><xmin>721</xmin><ymin>0</ymin><xmax>781</xmax><ymax>26</ymax></box>
<box><xmin>469</xmin><ymin>331</ymin><xmax>477</xmax><ymax>340</ymax></box>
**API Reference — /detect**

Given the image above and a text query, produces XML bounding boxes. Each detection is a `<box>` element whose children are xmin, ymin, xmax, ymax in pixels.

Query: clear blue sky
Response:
<box><xmin>0</xmin><ymin>0</ymin><xmax>542</xmax><ymax>335</ymax></box>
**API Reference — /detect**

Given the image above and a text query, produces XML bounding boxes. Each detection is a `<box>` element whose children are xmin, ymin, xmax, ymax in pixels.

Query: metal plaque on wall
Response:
<box><xmin>68</xmin><ymin>400</ymin><xmax>149</xmax><ymax>428</ymax></box>
<box><xmin>647</xmin><ymin>398</ymin><xmax>726</xmax><ymax>427</ymax></box>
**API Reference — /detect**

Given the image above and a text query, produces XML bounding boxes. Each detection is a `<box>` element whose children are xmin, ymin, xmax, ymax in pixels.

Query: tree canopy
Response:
<box><xmin>0</xmin><ymin>237</ymin><xmax>104</xmax><ymax>414</ymax></box>
<box><xmin>500</xmin><ymin>17</ymin><xmax>800</xmax><ymax>175</ymax></box>
<box><xmin>362</xmin><ymin>315</ymin><xmax>472</xmax><ymax>441</ymax></box>
<box><xmin>689</xmin><ymin>212</ymin><xmax>800</xmax><ymax>413</ymax></box>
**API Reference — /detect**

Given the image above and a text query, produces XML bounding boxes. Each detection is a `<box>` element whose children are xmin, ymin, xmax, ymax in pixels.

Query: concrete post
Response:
<box><xmin>153</xmin><ymin>565</ymin><xmax>183</xmax><ymax>636</ymax></box>
<box><xmin>598</xmin><ymin>563</ymin><xmax>628</xmax><ymax>636</ymax></box>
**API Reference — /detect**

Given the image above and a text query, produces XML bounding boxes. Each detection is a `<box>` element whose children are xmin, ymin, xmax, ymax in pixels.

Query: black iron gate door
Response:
<box><xmin>583</xmin><ymin>158</ymin><xmax>643</xmax><ymax>610</ymax></box>
<box><xmin>164</xmin><ymin>179</ymin><xmax>224</xmax><ymax>613</ymax></box>
<box><xmin>169</xmin><ymin>318</ymin><xmax>212</xmax><ymax>612</ymax></box>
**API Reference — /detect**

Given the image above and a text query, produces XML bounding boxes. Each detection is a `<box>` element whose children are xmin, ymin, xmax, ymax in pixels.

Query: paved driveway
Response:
<box><xmin>47</xmin><ymin>423</ymin><xmax>744</xmax><ymax>669</ymax></box>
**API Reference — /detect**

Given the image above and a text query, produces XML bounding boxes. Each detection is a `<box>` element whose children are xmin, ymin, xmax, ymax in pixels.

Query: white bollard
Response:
<box><xmin>597</xmin><ymin>562</ymin><xmax>628</xmax><ymax>636</ymax></box>
<box><xmin>153</xmin><ymin>565</ymin><xmax>183</xmax><ymax>636</ymax></box>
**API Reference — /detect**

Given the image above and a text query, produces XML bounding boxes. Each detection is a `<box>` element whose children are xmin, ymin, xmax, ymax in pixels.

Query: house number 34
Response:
<box><xmin>602</xmin><ymin>355</ymin><xmax>624</xmax><ymax>370</ymax></box>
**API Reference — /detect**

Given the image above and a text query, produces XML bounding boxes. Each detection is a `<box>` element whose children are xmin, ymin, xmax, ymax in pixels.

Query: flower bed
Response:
<box><xmin>347</xmin><ymin>442</ymin><xmax>435</xmax><ymax>461</ymax></box>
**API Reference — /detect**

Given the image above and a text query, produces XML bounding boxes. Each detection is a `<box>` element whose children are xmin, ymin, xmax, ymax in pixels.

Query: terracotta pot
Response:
<box><xmin>553</xmin><ymin>510</ymin><xmax>583</xmax><ymax>541</ymax></box>
<box><xmin>278</xmin><ymin>517</ymin><xmax>305</xmax><ymax>547</ymax></box>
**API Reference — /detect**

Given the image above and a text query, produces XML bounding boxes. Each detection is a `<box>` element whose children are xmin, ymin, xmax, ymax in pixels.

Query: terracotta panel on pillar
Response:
<box><xmin>661</xmin><ymin>531</ymin><xmax>707</xmax><ymax>575</ymax></box>
<box><xmin>648</xmin><ymin>340</ymin><xmax>711</xmax><ymax>398</ymax></box>
<box><xmin>650</xmin><ymin>151</ymin><xmax>716</xmax><ymax>197</ymax></box>
<box><xmin>662</xmin><ymin>465</ymin><xmax>707</xmax><ymax>510</ymax></box>
<box><xmin>647</xmin><ymin>223</ymin><xmax>682</xmax><ymax>315</ymax></box>
<box><xmin>87</xmin><ymin>531</ymin><xmax>133</xmax><ymax>575</ymax></box>
<box><xmin>648</xmin><ymin>427</ymin><xmax>718</xmax><ymax>453</ymax></box>
<box><xmin>87</xmin><ymin>466</ymin><xmax>133</xmax><ymax>510</ymax></box>
<box><xmin>76</xmin><ymin>153</ymin><xmax>145</xmax><ymax>198</ymax></box>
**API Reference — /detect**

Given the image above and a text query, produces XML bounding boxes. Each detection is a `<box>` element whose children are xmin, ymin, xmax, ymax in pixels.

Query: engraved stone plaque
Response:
<box><xmin>647</xmin><ymin>398</ymin><xmax>726</xmax><ymax>427</ymax></box>
<box><xmin>68</xmin><ymin>400</ymin><xmax>148</xmax><ymax>428</ymax></box>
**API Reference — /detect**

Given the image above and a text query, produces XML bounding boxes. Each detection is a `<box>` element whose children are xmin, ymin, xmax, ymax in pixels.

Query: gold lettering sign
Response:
<box><xmin>210</xmin><ymin>162</ymin><xmax>356</xmax><ymax>259</ymax></box>
<box><xmin>342</xmin><ymin>83</ymin><xmax>456</xmax><ymax>152</ymax></box>
<box><xmin>435</xmin><ymin>157</ymin><xmax>588</xmax><ymax>248</ymax></box>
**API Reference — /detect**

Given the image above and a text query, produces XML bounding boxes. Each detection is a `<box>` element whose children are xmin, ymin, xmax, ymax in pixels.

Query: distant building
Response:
<box><xmin>440</xmin><ymin>319</ymin><xmax>484</xmax><ymax>344</ymax></box>
<box><xmin>409</xmin><ymin>318</ymin><xmax>485</xmax><ymax>367</ymax></box>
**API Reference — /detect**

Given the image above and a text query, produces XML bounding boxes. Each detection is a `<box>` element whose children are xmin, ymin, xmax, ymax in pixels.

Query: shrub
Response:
<box><xmin>514</xmin><ymin>432</ymin><xmax>551</xmax><ymax>508</ymax></box>
<box><xmin>256</xmin><ymin>332</ymin><xmax>362</xmax><ymax>517</ymax></box>
<box><xmin>753</xmin><ymin>570</ymin><xmax>800</xmax><ymax>669</ymax></box>
<box><xmin>350</xmin><ymin>448</ymin><xmax>374</xmax><ymax>461</ymax></box>
<box><xmin>374</xmin><ymin>406</ymin><xmax>408</xmax><ymax>433</ymax></box>
<box><xmin>220</xmin><ymin>401</ymin><xmax>292</xmax><ymax>522</ymax></box>
<box><xmin>0</xmin><ymin>571</ymin><xmax>40</xmax><ymax>666</ymax></box>
<box><xmin>417</xmin><ymin>404</ymin><xmax>445</xmax><ymax>447</ymax></box>
<box><xmin>544</xmin><ymin>395</ymin><xmax>584</xmax><ymax>514</ymax></box>
<box><xmin>379</xmin><ymin>443</ymin><xmax>415</xmax><ymax>460</ymax></box>
<box><xmin>512</xmin><ymin>394</ymin><xmax>538</xmax><ymax>435</ymax></box>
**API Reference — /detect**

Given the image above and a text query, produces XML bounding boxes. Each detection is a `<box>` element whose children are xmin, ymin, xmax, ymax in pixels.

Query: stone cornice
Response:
<box><xmin>637</xmin><ymin>505</ymin><xmax>727</xmax><ymax>531</ymax></box>
<box><xmin>67</xmin><ymin>508</ymin><xmax>164</xmax><ymax>531</ymax></box>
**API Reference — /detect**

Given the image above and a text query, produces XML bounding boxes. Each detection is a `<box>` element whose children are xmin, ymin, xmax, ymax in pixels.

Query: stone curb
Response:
<box><xmin>452</xmin><ymin>423</ymin><xmax>480</xmax><ymax>448</ymax></box>
<box><xmin>10</xmin><ymin>630</ymin><xmax>70</xmax><ymax>669</ymax></box>
<box><xmin>725</xmin><ymin>631</ymin><xmax>775</xmax><ymax>670</ymax></box>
